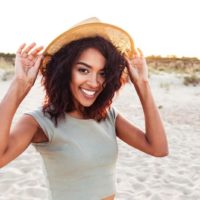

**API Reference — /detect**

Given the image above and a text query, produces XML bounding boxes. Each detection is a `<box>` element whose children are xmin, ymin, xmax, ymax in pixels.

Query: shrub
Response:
<box><xmin>183</xmin><ymin>74</ymin><xmax>200</xmax><ymax>86</ymax></box>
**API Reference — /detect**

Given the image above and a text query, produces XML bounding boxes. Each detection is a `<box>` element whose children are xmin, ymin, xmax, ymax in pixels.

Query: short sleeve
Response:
<box><xmin>25</xmin><ymin>107</ymin><xmax>55</xmax><ymax>143</ymax></box>
<box><xmin>108</xmin><ymin>106</ymin><xmax>119</xmax><ymax>125</ymax></box>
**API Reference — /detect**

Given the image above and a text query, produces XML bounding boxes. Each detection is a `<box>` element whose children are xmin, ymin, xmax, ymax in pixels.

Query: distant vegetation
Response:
<box><xmin>0</xmin><ymin>53</ymin><xmax>15</xmax><ymax>69</ymax></box>
<box><xmin>0</xmin><ymin>53</ymin><xmax>15</xmax><ymax>63</ymax></box>
<box><xmin>0</xmin><ymin>53</ymin><xmax>200</xmax><ymax>85</ymax></box>
<box><xmin>145</xmin><ymin>55</ymin><xmax>200</xmax><ymax>86</ymax></box>
<box><xmin>146</xmin><ymin>55</ymin><xmax>200</xmax><ymax>74</ymax></box>
<box><xmin>0</xmin><ymin>53</ymin><xmax>15</xmax><ymax>81</ymax></box>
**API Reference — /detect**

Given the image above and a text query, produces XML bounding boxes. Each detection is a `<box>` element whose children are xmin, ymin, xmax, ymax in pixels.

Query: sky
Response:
<box><xmin>0</xmin><ymin>0</ymin><xmax>200</xmax><ymax>58</ymax></box>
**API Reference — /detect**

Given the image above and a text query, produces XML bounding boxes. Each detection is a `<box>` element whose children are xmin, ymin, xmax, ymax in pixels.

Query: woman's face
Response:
<box><xmin>70</xmin><ymin>48</ymin><xmax>106</xmax><ymax>108</ymax></box>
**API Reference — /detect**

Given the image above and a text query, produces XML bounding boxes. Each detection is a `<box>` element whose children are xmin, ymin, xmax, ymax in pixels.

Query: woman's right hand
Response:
<box><xmin>14</xmin><ymin>43</ymin><xmax>43</xmax><ymax>86</ymax></box>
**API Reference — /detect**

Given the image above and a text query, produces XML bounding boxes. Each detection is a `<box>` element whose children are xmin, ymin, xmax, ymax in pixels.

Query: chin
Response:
<box><xmin>81</xmin><ymin>101</ymin><xmax>95</xmax><ymax>107</ymax></box>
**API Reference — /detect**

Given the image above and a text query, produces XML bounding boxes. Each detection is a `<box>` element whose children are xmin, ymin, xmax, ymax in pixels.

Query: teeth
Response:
<box><xmin>81</xmin><ymin>89</ymin><xmax>96</xmax><ymax>96</ymax></box>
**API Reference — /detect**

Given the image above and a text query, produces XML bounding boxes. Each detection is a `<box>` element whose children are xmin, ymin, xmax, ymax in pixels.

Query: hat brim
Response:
<box><xmin>44</xmin><ymin>22</ymin><xmax>134</xmax><ymax>57</ymax></box>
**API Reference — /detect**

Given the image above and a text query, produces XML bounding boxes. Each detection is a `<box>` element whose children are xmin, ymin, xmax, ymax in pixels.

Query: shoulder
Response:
<box><xmin>25</xmin><ymin>107</ymin><xmax>48</xmax><ymax>119</ymax></box>
<box><xmin>25</xmin><ymin>107</ymin><xmax>54</xmax><ymax>126</ymax></box>
<box><xmin>108</xmin><ymin>106</ymin><xmax>118</xmax><ymax>118</ymax></box>
<box><xmin>106</xmin><ymin>106</ymin><xmax>119</xmax><ymax>125</ymax></box>
<box><xmin>17</xmin><ymin>113</ymin><xmax>40</xmax><ymax>130</ymax></box>
<box><xmin>24</xmin><ymin>107</ymin><xmax>55</xmax><ymax>142</ymax></box>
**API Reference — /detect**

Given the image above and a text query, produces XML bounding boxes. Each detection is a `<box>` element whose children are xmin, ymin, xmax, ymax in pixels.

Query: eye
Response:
<box><xmin>99</xmin><ymin>70</ymin><xmax>106</xmax><ymax>77</ymax></box>
<box><xmin>78</xmin><ymin>67</ymin><xmax>89</xmax><ymax>74</ymax></box>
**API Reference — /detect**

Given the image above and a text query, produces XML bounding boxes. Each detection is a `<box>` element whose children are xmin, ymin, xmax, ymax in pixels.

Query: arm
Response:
<box><xmin>0</xmin><ymin>43</ymin><xmax>43</xmax><ymax>167</ymax></box>
<box><xmin>116</xmin><ymin>49</ymin><xmax>168</xmax><ymax>157</ymax></box>
<box><xmin>0</xmin><ymin>114</ymin><xmax>40</xmax><ymax>167</ymax></box>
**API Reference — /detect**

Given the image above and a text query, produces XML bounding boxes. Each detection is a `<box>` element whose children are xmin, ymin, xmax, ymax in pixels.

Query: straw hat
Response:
<box><xmin>44</xmin><ymin>17</ymin><xmax>134</xmax><ymax>57</ymax></box>
<box><xmin>41</xmin><ymin>17</ymin><xmax>134</xmax><ymax>74</ymax></box>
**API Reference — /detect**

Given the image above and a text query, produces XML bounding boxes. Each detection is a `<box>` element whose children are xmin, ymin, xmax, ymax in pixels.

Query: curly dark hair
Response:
<box><xmin>41</xmin><ymin>36</ymin><xmax>128</xmax><ymax>125</ymax></box>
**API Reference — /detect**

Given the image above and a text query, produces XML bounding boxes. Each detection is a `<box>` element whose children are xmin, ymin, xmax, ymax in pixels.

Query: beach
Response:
<box><xmin>0</xmin><ymin>73</ymin><xmax>200</xmax><ymax>200</ymax></box>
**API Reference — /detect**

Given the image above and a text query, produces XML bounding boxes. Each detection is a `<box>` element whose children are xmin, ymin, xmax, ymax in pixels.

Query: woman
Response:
<box><xmin>0</xmin><ymin>18</ymin><xmax>168</xmax><ymax>200</ymax></box>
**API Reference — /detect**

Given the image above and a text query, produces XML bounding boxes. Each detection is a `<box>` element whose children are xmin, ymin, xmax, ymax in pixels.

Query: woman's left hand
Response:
<box><xmin>126</xmin><ymin>48</ymin><xmax>148</xmax><ymax>85</ymax></box>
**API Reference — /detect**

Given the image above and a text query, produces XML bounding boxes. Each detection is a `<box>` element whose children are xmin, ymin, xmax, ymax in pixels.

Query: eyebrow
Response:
<box><xmin>76</xmin><ymin>61</ymin><xmax>105</xmax><ymax>71</ymax></box>
<box><xmin>76</xmin><ymin>62</ymin><xmax>92</xmax><ymax>69</ymax></box>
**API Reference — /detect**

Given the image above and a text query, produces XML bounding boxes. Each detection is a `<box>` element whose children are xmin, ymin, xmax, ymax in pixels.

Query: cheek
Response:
<box><xmin>99</xmin><ymin>77</ymin><xmax>106</xmax><ymax>88</ymax></box>
<box><xmin>71</xmin><ymin>72</ymin><xmax>82</xmax><ymax>86</ymax></box>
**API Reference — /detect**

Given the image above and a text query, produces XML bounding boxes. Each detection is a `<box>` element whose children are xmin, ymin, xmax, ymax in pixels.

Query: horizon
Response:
<box><xmin>1</xmin><ymin>51</ymin><xmax>200</xmax><ymax>60</ymax></box>
<box><xmin>1</xmin><ymin>0</ymin><xmax>200</xmax><ymax>58</ymax></box>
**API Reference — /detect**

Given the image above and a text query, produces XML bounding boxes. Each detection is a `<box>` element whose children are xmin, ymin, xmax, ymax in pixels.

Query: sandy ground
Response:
<box><xmin>0</xmin><ymin>73</ymin><xmax>200</xmax><ymax>200</ymax></box>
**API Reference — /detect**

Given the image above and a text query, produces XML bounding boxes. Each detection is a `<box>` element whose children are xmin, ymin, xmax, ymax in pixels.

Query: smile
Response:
<box><xmin>81</xmin><ymin>88</ymin><xmax>97</xmax><ymax>97</ymax></box>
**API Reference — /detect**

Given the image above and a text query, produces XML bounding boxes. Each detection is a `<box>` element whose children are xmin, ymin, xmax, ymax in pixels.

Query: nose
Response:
<box><xmin>87</xmin><ymin>73</ymin><xmax>101</xmax><ymax>88</ymax></box>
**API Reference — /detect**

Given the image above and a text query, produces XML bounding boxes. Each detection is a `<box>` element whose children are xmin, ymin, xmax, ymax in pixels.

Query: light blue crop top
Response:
<box><xmin>26</xmin><ymin>107</ymin><xmax>118</xmax><ymax>200</ymax></box>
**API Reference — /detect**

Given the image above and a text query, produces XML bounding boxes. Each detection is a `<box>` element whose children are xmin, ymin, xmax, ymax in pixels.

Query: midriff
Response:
<box><xmin>102</xmin><ymin>194</ymin><xmax>115</xmax><ymax>200</ymax></box>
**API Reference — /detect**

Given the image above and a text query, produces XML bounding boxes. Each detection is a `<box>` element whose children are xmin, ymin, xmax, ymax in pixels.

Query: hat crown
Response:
<box><xmin>43</xmin><ymin>17</ymin><xmax>134</xmax><ymax>58</ymax></box>
<box><xmin>72</xmin><ymin>17</ymin><xmax>101</xmax><ymax>27</ymax></box>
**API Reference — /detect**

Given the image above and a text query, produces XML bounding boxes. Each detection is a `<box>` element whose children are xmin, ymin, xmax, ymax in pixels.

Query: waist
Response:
<box><xmin>49</xmin><ymin>170</ymin><xmax>116</xmax><ymax>200</ymax></box>
<box><xmin>102</xmin><ymin>194</ymin><xmax>115</xmax><ymax>200</ymax></box>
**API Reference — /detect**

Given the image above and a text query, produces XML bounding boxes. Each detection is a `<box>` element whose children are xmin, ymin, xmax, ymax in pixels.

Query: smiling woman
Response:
<box><xmin>0</xmin><ymin>17</ymin><xmax>168</xmax><ymax>200</ymax></box>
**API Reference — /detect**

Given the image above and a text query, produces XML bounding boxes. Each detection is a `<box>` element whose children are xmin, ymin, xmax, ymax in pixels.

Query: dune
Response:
<box><xmin>0</xmin><ymin>72</ymin><xmax>200</xmax><ymax>200</ymax></box>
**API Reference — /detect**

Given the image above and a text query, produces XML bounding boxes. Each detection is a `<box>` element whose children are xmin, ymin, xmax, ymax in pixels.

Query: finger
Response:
<box><xmin>137</xmin><ymin>48</ymin><xmax>144</xmax><ymax>57</ymax></box>
<box><xmin>27</xmin><ymin>46</ymin><xmax>44</xmax><ymax>60</ymax></box>
<box><xmin>133</xmin><ymin>47</ymin><xmax>140</xmax><ymax>54</ymax></box>
<box><xmin>30</xmin><ymin>46</ymin><xmax>44</xmax><ymax>56</ymax></box>
<box><xmin>22</xmin><ymin>42</ymin><xmax>36</xmax><ymax>54</ymax></box>
<box><xmin>124</xmin><ymin>56</ymin><xmax>131</xmax><ymax>65</ymax></box>
<box><xmin>17</xmin><ymin>43</ymin><xmax>26</xmax><ymax>54</ymax></box>
<box><xmin>24</xmin><ymin>55</ymin><xmax>41</xmax><ymax>68</ymax></box>
<box><xmin>124</xmin><ymin>57</ymin><xmax>135</xmax><ymax>70</ymax></box>
<box><xmin>132</xmin><ymin>49</ymin><xmax>141</xmax><ymax>60</ymax></box>
<box><xmin>34</xmin><ymin>54</ymin><xmax>44</xmax><ymax>70</ymax></box>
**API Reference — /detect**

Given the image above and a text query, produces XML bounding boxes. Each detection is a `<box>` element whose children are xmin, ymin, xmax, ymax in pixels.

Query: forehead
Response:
<box><xmin>76</xmin><ymin>48</ymin><xmax>106</xmax><ymax>69</ymax></box>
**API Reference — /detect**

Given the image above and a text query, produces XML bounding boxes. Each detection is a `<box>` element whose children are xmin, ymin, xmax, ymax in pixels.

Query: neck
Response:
<box><xmin>67</xmin><ymin>110</ymin><xmax>85</xmax><ymax>119</ymax></box>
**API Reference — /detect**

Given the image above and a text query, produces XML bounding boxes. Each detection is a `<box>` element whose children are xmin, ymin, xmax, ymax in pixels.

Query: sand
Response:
<box><xmin>0</xmin><ymin>73</ymin><xmax>200</xmax><ymax>200</ymax></box>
